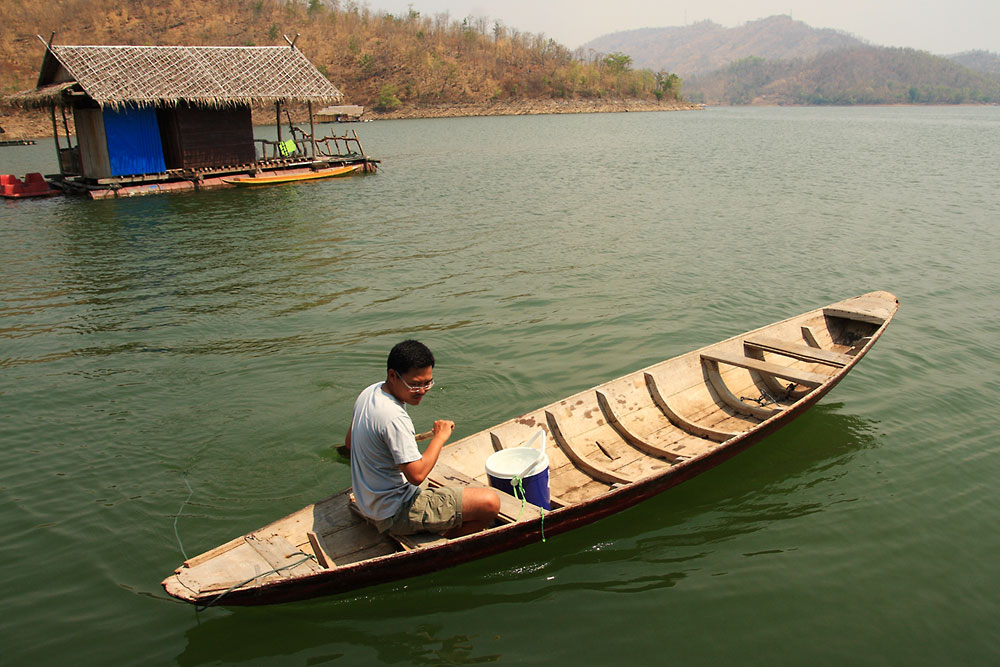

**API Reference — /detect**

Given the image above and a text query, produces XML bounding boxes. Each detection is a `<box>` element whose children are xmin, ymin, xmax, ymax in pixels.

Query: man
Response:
<box><xmin>345</xmin><ymin>340</ymin><xmax>500</xmax><ymax>538</ymax></box>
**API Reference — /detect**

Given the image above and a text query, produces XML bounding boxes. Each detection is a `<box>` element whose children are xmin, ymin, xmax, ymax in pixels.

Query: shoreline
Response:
<box><xmin>0</xmin><ymin>98</ymin><xmax>701</xmax><ymax>141</ymax></box>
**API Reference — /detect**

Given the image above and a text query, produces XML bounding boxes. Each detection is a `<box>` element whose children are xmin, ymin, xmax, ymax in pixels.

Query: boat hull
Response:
<box><xmin>162</xmin><ymin>291</ymin><xmax>898</xmax><ymax>606</ymax></box>
<box><xmin>221</xmin><ymin>163</ymin><xmax>362</xmax><ymax>186</ymax></box>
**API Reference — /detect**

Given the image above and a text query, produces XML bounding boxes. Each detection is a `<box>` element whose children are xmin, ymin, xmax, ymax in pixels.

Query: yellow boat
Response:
<box><xmin>222</xmin><ymin>163</ymin><xmax>363</xmax><ymax>187</ymax></box>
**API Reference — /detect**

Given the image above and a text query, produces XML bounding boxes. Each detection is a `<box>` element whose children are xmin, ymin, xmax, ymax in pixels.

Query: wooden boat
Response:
<box><xmin>221</xmin><ymin>163</ymin><xmax>362</xmax><ymax>186</ymax></box>
<box><xmin>162</xmin><ymin>291</ymin><xmax>898</xmax><ymax>607</ymax></box>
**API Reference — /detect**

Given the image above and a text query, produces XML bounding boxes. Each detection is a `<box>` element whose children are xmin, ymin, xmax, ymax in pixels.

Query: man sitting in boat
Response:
<box><xmin>345</xmin><ymin>340</ymin><xmax>500</xmax><ymax>538</ymax></box>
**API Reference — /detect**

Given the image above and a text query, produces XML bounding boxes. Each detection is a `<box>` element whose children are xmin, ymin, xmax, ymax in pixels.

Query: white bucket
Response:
<box><xmin>485</xmin><ymin>430</ymin><xmax>550</xmax><ymax>509</ymax></box>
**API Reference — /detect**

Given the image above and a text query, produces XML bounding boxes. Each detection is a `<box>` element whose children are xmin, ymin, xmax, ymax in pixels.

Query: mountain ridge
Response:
<box><xmin>583</xmin><ymin>16</ymin><xmax>867</xmax><ymax>78</ymax></box>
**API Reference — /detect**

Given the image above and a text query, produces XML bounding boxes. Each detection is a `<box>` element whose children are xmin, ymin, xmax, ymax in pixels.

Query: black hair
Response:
<box><xmin>387</xmin><ymin>340</ymin><xmax>435</xmax><ymax>375</ymax></box>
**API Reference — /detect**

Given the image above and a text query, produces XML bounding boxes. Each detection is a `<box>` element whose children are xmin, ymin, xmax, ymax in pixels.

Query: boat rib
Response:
<box><xmin>702</xmin><ymin>357</ymin><xmax>782</xmax><ymax>420</ymax></box>
<box><xmin>642</xmin><ymin>373</ymin><xmax>737</xmax><ymax>443</ymax></box>
<box><xmin>595</xmin><ymin>390</ymin><xmax>690</xmax><ymax>462</ymax></box>
<box><xmin>544</xmin><ymin>410</ymin><xmax>636</xmax><ymax>485</ymax></box>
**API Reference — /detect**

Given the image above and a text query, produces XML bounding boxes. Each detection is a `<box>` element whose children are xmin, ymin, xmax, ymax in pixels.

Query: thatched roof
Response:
<box><xmin>13</xmin><ymin>44</ymin><xmax>343</xmax><ymax>108</ymax></box>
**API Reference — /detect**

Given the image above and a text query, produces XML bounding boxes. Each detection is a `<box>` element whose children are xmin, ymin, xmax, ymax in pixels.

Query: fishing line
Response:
<box><xmin>172</xmin><ymin>473</ymin><xmax>319</xmax><ymax>611</ymax></box>
<box><xmin>174</xmin><ymin>472</ymin><xmax>195</xmax><ymax>562</ymax></box>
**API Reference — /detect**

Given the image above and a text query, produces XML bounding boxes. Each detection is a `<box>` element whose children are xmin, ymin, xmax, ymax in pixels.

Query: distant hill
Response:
<box><xmin>582</xmin><ymin>15</ymin><xmax>865</xmax><ymax>78</ymax></box>
<box><xmin>686</xmin><ymin>46</ymin><xmax>1000</xmax><ymax>105</ymax></box>
<box><xmin>947</xmin><ymin>50</ymin><xmax>1000</xmax><ymax>74</ymax></box>
<box><xmin>584</xmin><ymin>14</ymin><xmax>1000</xmax><ymax>106</ymax></box>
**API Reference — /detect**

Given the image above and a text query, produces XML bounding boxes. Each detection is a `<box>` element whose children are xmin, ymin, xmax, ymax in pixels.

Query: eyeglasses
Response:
<box><xmin>393</xmin><ymin>371</ymin><xmax>435</xmax><ymax>392</ymax></box>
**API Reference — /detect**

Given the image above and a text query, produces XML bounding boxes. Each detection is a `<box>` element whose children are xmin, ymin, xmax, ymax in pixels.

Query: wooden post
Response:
<box><xmin>353</xmin><ymin>129</ymin><xmax>366</xmax><ymax>157</ymax></box>
<box><xmin>49</xmin><ymin>106</ymin><xmax>62</xmax><ymax>173</ymax></box>
<box><xmin>308</xmin><ymin>101</ymin><xmax>316</xmax><ymax>159</ymax></box>
<box><xmin>60</xmin><ymin>105</ymin><xmax>71</xmax><ymax>142</ymax></box>
<box><xmin>275</xmin><ymin>102</ymin><xmax>281</xmax><ymax>148</ymax></box>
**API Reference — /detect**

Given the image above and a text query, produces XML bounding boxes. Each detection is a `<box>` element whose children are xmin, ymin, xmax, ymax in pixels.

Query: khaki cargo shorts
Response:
<box><xmin>374</xmin><ymin>486</ymin><xmax>463</xmax><ymax>536</ymax></box>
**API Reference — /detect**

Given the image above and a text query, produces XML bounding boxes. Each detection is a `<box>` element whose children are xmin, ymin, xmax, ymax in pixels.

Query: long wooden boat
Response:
<box><xmin>162</xmin><ymin>291</ymin><xmax>898</xmax><ymax>607</ymax></box>
<box><xmin>221</xmin><ymin>163</ymin><xmax>362</xmax><ymax>186</ymax></box>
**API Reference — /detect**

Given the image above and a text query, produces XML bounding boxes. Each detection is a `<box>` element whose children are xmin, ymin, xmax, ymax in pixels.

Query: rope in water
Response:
<box><xmin>172</xmin><ymin>472</ymin><xmax>318</xmax><ymax>611</ymax></box>
<box><xmin>511</xmin><ymin>475</ymin><xmax>545</xmax><ymax>543</ymax></box>
<box><xmin>173</xmin><ymin>473</ymin><xmax>195</xmax><ymax>562</ymax></box>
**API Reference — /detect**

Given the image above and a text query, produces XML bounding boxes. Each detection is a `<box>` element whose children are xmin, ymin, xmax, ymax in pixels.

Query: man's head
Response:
<box><xmin>385</xmin><ymin>340</ymin><xmax>435</xmax><ymax>405</ymax></box>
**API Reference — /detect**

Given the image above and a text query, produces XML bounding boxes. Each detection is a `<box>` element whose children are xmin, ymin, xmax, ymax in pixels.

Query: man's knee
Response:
<box><xmin>465</xmin><ymin>487</ymin><xmax>500</xmax><ymax>520</ymax></box>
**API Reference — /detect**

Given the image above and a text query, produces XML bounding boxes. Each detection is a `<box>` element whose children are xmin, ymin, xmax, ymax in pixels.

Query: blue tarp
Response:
<box><xmin>103</xmin><ymin>106</ymin><xmax>166</xmax><ymax>177</ymax></box>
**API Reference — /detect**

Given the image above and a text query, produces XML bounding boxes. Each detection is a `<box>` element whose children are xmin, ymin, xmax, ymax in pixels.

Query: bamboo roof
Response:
<box><xmin>13</xmin><ymin>44</ymin><xmax>343</xmax><ymax>108</ymax></box>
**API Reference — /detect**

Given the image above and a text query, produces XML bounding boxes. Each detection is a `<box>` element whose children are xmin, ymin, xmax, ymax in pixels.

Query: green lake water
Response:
<box><xmin>2</xmin><ymin>106</ymin><xmax>998</xmax><ymax>664</ymax></box>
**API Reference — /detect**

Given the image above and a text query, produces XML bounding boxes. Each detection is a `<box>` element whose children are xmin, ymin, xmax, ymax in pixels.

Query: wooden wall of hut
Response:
<box><xmin>72</xmin><ymin>106</ymin><xmax>111</xmax><ymax>179</ymax></box>
<box><xmin>158</xmin><ymin>104</ymin><xmax>255</xmax><ymax>170</ymax></box>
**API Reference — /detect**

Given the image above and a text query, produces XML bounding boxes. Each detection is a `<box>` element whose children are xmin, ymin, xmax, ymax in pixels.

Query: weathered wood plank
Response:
<box><xmin>800</xmin><ymin>326</ymin><xmax>821</xmax><ymax>348</ymax></box>
<box><xmin>744</xmin><ymin>336</ymin><xmax>851</xmax><ymax>367</ymax></box>
<box><xmin>306</xmin><ymin>531</ymin><xmax>335</xmax><ymax>569</ymax></box>
<box><xmin>245</xmin><ymin>533</ymin><xmax>323</xmax><ymax>577</ymax></box>
<box><xmin>702</xmin><ymin>350</ymin><xmax>830</xmax><ymax>388</ymax></box>
<box><xmin>847</xmin><ymin>336</ymin><xmax>873</xmax><ymax>356</ymax></box>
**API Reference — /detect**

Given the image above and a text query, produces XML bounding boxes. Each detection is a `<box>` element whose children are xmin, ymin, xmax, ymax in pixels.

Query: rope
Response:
<box><xmin>173</xmin><ymin>473</ymin><xmax>318</xmax><ymax>611</ymax></box>
<box><xmin>511</xmin><ymin>476</ymin><xmax>545</xmax><ymax>543</ymax></box>
<box><xmin>195</xmin><ymin>552</ymin><xmax>317</xmax><ymax>612</ymax></box>
<box><xmin>173</xmin><ymin>473</ymin><xmax>195</xmax><ymax>562</ymax></box>
<box><xmin>740</xmin><ymin>384</ymin><xmax>793</xmax><ymax>408</ymax></box>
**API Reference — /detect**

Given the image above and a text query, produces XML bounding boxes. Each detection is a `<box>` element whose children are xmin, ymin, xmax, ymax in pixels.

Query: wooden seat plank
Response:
<box><xmin>744</xmin><ymin>336</ymin><xmax>851</xmax><ymax>367</ymax></box>
<box><xmin>429</xmin><ymin>461</ymin><xmax>544</xmax><ymax>521</ymax></box>
<box><xmin>701</xmin><ymin>350</ymin><xmax>830</xmax><ymax>388</ymax></box>
<box><xmin>245</xmin><ymin>533</ymin><xmax>323</xmax><ymax>577</ymax></box>
<box><xmin>823</xmin><ymin>306</ymin><xmax>887</xmax><ymax>325</ymax></box>
<box><xmin>347</xmin><ymin>493</ymin><xmax>453</xmax><ymax>551</ymax></box>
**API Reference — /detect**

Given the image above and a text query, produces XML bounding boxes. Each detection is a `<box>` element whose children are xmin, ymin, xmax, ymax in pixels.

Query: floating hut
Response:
<box><xmin>316</xmin><ymin>105</ymin><xmax>366</xmax><ymax>122</ymax></box>
<box><xmin>12</xmin><ymin>38</ymin><xmax>378</xmax><ymax>198</ymax></box>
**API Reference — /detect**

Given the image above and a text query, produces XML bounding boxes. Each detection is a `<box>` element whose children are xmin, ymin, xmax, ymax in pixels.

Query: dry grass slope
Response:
<box><xmin>0</xmin><ymin>0</ymin><xmax>690</xmax><ymax>136</ymax></box>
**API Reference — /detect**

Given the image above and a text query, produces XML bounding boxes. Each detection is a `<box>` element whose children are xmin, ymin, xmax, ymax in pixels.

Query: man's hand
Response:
<box><xmin>400</xmin><ymin>419</ymin><xmax>455</xmax><ymax>485</ymax></box>
<box><xmin>432</xmin><ymin>419</ymin><xmax>455</xmax><ymax>438</ymax></box>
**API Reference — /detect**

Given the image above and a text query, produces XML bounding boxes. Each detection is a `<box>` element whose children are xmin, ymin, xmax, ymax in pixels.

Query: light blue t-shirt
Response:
<box><xmin>349</xmin><ymin>382</ymin><xmax>421</xmax><ymax>520</ymax></box>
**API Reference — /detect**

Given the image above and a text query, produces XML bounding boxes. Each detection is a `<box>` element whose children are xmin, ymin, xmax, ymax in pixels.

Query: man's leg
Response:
<box><xmin>443</xmin><ymin>487</ymin><xmax>500</xmax><ymax>538</ymax></box>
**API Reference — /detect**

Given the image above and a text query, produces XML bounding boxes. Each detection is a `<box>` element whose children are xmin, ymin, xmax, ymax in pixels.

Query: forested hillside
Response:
<box><xmin>687</xmin><ymin>46</ymin><xmax>1000</xmax><ymax>105</ymax></box>
<box><xmin>585</xmin><ymin>14</ymin><xmax>1000</xmax><ymax>106</ymax></box>
<box><xmin>948</xmin><ymin>50</ymin><xmax>1000</xmax><ymax>75</ymax></box>
<box><xmin>0</xmin><ymin>0</ymin><xmax>682</xmax><ymax>112</ymax></box>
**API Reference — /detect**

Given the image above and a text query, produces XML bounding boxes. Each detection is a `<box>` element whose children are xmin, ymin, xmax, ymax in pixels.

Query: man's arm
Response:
<box><xmin>399</xmin><ymin>420</ymin><xmax>455</xmax><ymax>485</ymax></box>
<box><xmin>336</xmin><ymin>425</ymin><xmax>352</xmax><ymax>459</ymax></box>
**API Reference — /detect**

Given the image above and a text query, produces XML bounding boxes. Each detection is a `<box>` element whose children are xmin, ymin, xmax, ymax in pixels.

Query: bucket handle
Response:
<box><xmin>515</xmin><ymin>429</ymin><xmax>546</xmax><ymax>480</ymax></box>
<box><xmin>523</xmin><ymin>429</ymin><xmax>546</xmax><ymax>455</ymax></box>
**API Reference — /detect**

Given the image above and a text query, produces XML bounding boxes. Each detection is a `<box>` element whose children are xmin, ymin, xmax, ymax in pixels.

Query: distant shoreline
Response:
<box><xmin>0</xmin><ymin>98</ymin><xmax>701</xmax><ymax>141</ymax></box>
<box><xmin>364</xmin><ymin>98</ymin><xmax>703</xmax><ymax>120</ymax></box>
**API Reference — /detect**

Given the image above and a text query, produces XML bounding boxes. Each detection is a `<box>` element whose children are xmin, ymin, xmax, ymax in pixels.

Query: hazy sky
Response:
<box><xmin>365</xmin><ymin>0</ymin><xmax>999</xmax><ymax>55</ymax></box>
